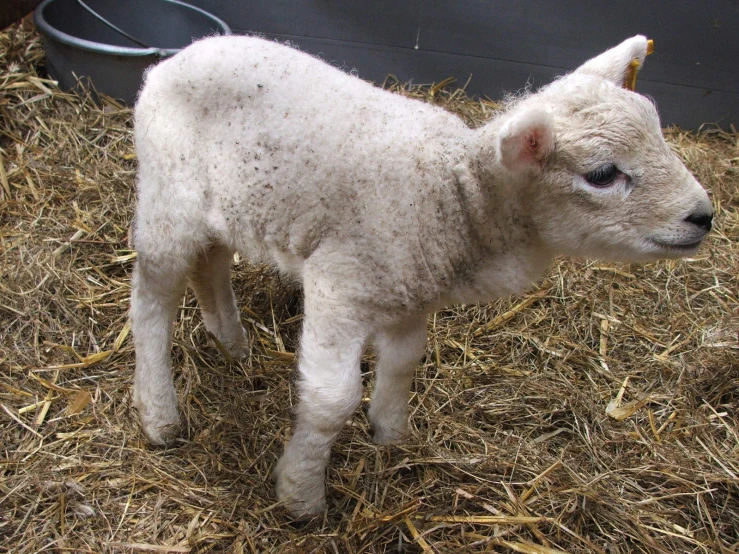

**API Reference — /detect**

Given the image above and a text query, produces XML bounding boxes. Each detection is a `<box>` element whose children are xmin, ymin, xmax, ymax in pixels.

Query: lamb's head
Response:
<box><xmin>491</xmin><ymin>36</ymin><xmax>713</xmax><ymax>263</ymax></box>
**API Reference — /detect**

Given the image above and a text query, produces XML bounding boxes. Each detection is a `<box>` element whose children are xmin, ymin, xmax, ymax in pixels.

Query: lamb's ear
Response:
<box><xmin>575</xmin><ymin>35</ymin><xmax>652</xmax><ymax>88</ymax></box>
<box><xmin>498</xmin><ymin>109</ymin><xmax>555</xmax><ymax>172</ymax></box>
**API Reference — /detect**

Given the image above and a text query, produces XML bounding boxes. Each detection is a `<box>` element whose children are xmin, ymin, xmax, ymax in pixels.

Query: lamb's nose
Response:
<box><xmin>685</xmin><ymin>212</ymin><xmax>713</xmax><ymax>232</ymax></box>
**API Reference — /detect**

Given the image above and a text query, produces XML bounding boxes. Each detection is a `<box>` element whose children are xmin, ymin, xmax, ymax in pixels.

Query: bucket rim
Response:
<box><xmin>33</xmin><ymin>0</ymin><xmax>231</xmax><ymax>57</ymax></box>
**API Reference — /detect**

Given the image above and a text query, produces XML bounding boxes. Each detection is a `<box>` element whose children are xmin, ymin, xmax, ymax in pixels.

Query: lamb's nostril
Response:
<box><xmin>685</xmin><ymin>212</ymin><xmax>713</xmax><ymax>232</ymax></box>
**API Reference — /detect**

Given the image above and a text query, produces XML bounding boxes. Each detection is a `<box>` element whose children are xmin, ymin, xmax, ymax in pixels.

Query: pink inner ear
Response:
<box><xmin>499</xmin><ymin>109</ymin><xmax>554</xmax><ymax>171</ymax></box>
<box><xmin>527</xmin><ymin>132</ymin><xmax>542</xmax><ymax>159</ymax></box>
<box><xmin>525</xmin><ymin>127</ymin><xmax>552</xmax><ymax>164</ymax></box>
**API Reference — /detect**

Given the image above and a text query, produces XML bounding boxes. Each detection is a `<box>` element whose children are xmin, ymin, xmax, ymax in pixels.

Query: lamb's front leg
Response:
<box><xmin>274</xmin><ymin>307</ymin><xmax>367</xmax><ymax>518</ymax></box>
<box><xmin>368</xmin><ymin>314</ymin><xmax>427</xmax><ymax>445</ymax></box>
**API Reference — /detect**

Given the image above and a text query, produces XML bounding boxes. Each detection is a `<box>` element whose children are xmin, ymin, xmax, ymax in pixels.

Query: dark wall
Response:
<box><xmin>1</xmin><ymin>0</ymin><xmax>43</xmax><ymax>30</ymax></box>
<box><xmin>186</xmin><ymin>0</ymin><xmax>738</xmax><ymax>130</ymax></box>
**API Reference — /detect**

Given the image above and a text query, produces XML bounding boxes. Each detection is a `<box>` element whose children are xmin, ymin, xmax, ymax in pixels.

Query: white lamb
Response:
<box><xmin>130</xmin><ymin>35</ymin><xmax>713</xmax><ymax>517</ymax></box>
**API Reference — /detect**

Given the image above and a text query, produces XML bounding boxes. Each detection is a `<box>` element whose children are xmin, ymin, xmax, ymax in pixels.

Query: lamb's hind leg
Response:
<box><xmin>131</xmin><ymin>255</ymin><xmax>191</xmax><ymax>446</ymax></box>
<box><xmin>368</xmin><ymin>314</ymin><xmax>427</xmax><ymax>445</ymax></box>
<box><xmin>189</xmin><ymin>244</ymin><xmax>248</xmax><ymax>358</ymax></box>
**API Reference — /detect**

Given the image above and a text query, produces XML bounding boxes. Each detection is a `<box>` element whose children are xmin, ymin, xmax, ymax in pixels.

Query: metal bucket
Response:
<box><xmin>34</xmin><ymin>0</ymin><xmax>231</xmax><ymax>104</ymax></box>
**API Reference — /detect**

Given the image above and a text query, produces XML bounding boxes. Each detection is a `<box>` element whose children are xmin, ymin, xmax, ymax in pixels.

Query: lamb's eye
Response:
<box><xmin>585</xmin><ymin>163</ymin><xmax>620</xmax><ymax>187</ymax></box>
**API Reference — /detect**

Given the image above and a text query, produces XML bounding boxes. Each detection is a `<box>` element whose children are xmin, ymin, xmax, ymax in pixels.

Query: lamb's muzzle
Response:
<box><xmin>130</xmin><ymin>34</ymin><xmax>713</xmax><ymax>518</ymax></box>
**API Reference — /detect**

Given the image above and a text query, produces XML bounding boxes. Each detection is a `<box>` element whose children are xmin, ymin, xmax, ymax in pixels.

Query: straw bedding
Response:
<box><xmin>1</xmin><ymin>21</ymin><xmax>737</xmax><ymax>553</ymax></box>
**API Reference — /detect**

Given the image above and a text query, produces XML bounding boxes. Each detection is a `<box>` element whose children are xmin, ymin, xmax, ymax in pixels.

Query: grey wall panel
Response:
<box><xmin>638</xmin><ymin>80</ymin><xmax>738</xmax><ymax>131</ymax></box>
<box><xmin>186</xmin><ymin>0</ymin><xmax>423</xmax><ymax>47</ymax></box>
<box><xmin>420</xmin><ymin>1</ymin><xmax>738</xmax><ymax>94</ymax></box>
<box><xmin>185</xmin><ymin>0</ymin><xmax>738</xmax><ymax>129</ymax></box>
<box><xmin>262</xmin><ymin>34</ymin><xmax>562</xmax><ymax>96</ymax></box>
<box><xmin>255</xmin><ymin>34</ymin><xmax>735</xmax><ymax>130</ymax></box>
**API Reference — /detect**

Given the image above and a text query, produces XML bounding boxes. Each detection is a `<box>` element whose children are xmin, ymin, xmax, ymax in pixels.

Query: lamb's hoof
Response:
<box><xmin>225</xmin><ymin>336</ymin><xmax>250</xmax><ymax>359</ymax></box>
<box><xmin>210</xmin><ymin>326</ymin><xmax>250</xmax><ymax>360</ymax></box>
<box><xmin>373</xmin><ymin>425</ymin><xmax>410</xmax><ymax>446</ymax></box>
<box><xmin>276</xmin><ymin>486</ymin><xmax>326</xmax><ymax>520</ymax></box>
<box><xmin>370</xmin><ymin>417</ymin><xmax>410</xmax><ymax>445</ymax></box>
<box><xmin>281</xmin><ymin>495</ymin><xmax>326</xmax><ymax>521</ymax></box>
<box><xmin>134</xmin><ymin>393</ymin><xmax>181</xmax><ymax>446</ymax></box>
<box><xmin>274</xmin><ymin>460</ymin><xmax>327</xmax><ymax>519</ymax></box>
<box><xmin>139</xmin><ymin>409</ymin><xmax>181</xmax><ymax>446</ymax></box>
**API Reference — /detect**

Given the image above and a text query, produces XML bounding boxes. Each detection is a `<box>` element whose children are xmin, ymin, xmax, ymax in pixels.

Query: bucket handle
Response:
<box><xmin>76</xmin><ymin>0</ymin><xmax>151</xmax><ymax>49</ymax></box>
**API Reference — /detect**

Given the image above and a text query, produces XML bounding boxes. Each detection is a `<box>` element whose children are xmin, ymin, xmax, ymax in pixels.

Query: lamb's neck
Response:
<box><xmin>443</xmin><ymin>125</ymin><xmax>553</xmax><ymax>304</ymax></box>
<box><xmin>456</xmin><ymin>125</ymin><xmax>540</xmax><ymax>256</ymax></box>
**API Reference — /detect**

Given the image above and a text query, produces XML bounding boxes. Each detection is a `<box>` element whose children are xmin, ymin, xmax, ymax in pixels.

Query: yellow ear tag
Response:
<box><xmin>624</xmin><ymin>39</ymin><xmax>654</xmax><ymax>91</ymax></box>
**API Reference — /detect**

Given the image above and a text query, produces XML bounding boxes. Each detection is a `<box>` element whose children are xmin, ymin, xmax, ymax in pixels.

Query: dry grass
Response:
<box><xmin>1</xmin><ymin>21</ymin><xmax>738</xmax><ymax>554</ymax></box>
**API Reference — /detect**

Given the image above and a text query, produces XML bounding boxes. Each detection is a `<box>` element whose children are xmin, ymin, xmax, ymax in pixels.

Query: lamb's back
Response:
<box><xmin>136</xmin><ymin>36</ymin><xmax>477</xmax><ymax>299</ymax></box>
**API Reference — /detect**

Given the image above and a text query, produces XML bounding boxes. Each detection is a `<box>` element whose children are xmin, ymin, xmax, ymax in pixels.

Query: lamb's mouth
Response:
<box><xmin>650</xmin><ymin>238</ymin><xmax>704</xmax><ymax>252</ymax></box>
